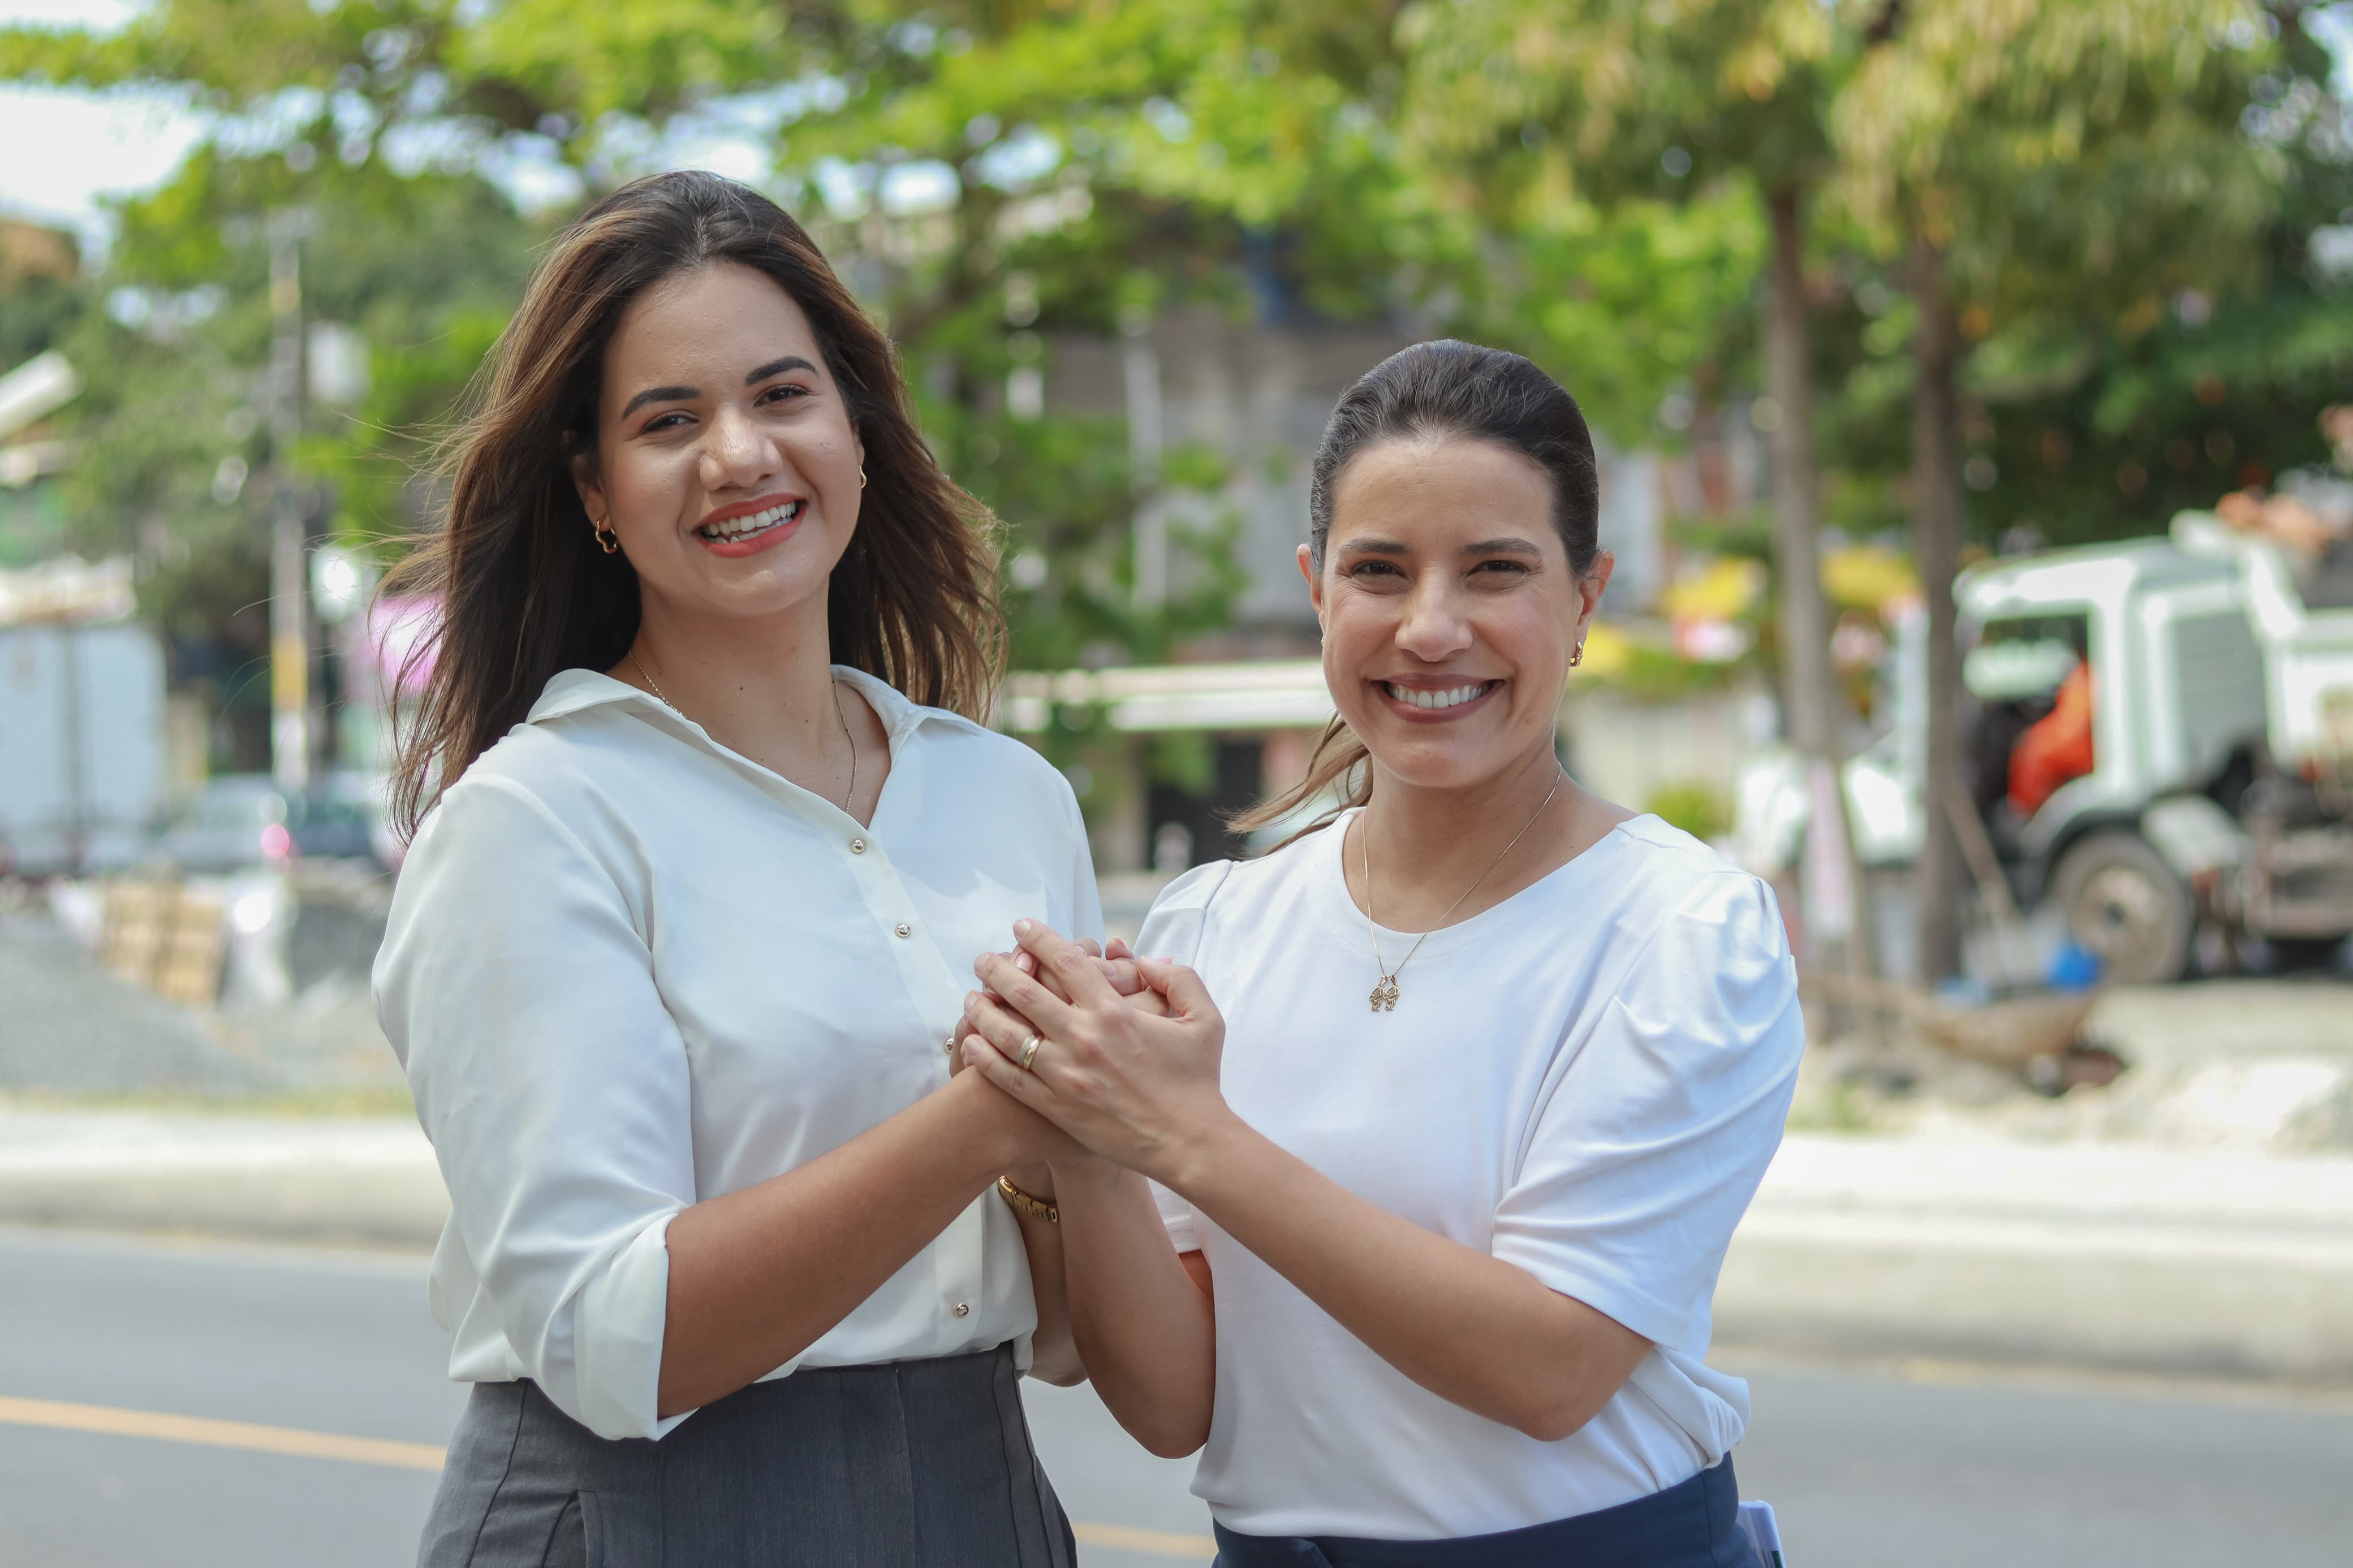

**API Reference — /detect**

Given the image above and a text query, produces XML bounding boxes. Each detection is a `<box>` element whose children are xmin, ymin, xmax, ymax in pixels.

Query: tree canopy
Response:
<box><xmin>2</xmin><ymin>0</ymin><xmax>2346</xmax><ymax>789</ymax></box>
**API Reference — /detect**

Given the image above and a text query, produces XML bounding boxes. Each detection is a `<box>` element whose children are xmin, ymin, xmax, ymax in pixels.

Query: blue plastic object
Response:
<box><xmin>1936</xmin><ymin>974</ymin><xmax>1995</xmax><ymax>1008</ymax></box>
<box><xmin>2046</xmin><ymin>940</ymin><xmax>2102</xmax><ymax>992</ymax></box>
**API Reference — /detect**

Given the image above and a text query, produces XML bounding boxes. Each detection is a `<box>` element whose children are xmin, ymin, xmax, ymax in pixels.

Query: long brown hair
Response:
<box><xmin>384</xmin><ymin>170</ymin><xmax>1002</xmax><ymax>836</ymax></box>
<box><xmin>1233</xmin><ymin>340</ymin><xmax>1601</xmax><ymax>845</ymax></box>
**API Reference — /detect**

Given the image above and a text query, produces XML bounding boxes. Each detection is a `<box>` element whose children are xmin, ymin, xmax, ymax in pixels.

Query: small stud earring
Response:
<box><xmin>592</xmin><ymin>518</ymin><xmax>619</xmax><ymax>555</ymax></box>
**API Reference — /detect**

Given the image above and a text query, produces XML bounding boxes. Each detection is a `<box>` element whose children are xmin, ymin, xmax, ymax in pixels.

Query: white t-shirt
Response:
<box><xmin>374</xmin><ymin>668</ymin><xmax>1100</xmax><ymax>1441</ymax></box>
<box><xmin>1138</xmin><ymin>811</ymin><xmax>1803</xmax><ymax>1540</ymax></box>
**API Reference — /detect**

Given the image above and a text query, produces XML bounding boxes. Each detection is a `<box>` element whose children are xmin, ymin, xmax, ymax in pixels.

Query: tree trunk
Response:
<box><xmin>1906</xmin><ymin>230</ymin><xmax>1967</xmax><ymax>983</ymax></box>
<box><xmin>1764</xmin><ymin>184</ymin><xmax>1876</xmax><ymax>982</ymax></box>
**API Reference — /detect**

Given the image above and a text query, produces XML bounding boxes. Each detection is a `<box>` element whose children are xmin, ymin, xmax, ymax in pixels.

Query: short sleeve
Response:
<box><xmin>1489</xmin><ymin>871</ymin><xmax>1803</xmax><ymax>1350</ymax></box>
<box><xmin>373</xmin><ymin>776</ymin><xmax>696</xmax><ymax>1441</ymax></box>
<box><xmin>1134</xmin><ymin>860</ymin><xmax>1234</xmax><ymax>1252</ymax></box>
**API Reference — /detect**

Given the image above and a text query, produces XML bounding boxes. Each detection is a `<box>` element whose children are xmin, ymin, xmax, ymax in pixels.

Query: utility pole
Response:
<box><xmin>265</xmin><ymin>209</ymin><xmax>315</xmax><ymax>793</ymax></box>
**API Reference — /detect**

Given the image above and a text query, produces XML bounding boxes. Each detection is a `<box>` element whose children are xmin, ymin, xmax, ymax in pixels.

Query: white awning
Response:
<box><xmin>997</xmin><ymin>659</ymin><xmax>1333</xmax><ymax>733</ymax></box>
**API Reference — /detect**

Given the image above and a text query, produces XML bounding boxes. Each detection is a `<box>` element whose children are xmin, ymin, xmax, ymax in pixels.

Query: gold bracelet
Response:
<box><xmin>997</xmin><ymin>1174</ymin><xmax>1059</xmax><ymax>1224</ymax></box>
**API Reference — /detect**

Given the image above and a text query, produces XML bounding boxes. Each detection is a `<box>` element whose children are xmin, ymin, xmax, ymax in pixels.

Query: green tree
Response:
<box><xmin>31</xmin><ymin>146</ymin><xmax>537</xmax><ymax>764</ymax></box>
<box><xmin>1960</xmin><ymin>3</ymin><xmax>2353</xmax><ymax>543</ymax></box>
<box><xmin>1838</xmin><ymin>0</ymin><xmax>2281</xmax><ymax>976</ymax></box>
<box><xmin>2</xmin><ymin>4</ymin><xmax>1290</xmax><ymax>724</ymax></box>
<box><xmin>1404</xmin><ymin>0</ymin><xmax>1876</xmax><ymax>971</ymax></box>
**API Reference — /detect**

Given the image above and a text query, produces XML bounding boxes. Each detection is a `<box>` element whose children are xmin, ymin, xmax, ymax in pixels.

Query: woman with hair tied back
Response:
<box><xmin>373</xmin><ymin>170</ymin><xmax>1101</xmax><ymax>1565</ymax></box>
<box><xmin>960</xmin><ymin>342</ymin><xmax>1805</xmax><ymax>1567</ymax></box>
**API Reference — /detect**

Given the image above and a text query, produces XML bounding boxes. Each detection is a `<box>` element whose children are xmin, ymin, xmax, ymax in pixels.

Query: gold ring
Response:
<box><xmin>1019</xmin><ymin>1035</ymin><xmax>1042</xmax><ymax>1072</ymax></box>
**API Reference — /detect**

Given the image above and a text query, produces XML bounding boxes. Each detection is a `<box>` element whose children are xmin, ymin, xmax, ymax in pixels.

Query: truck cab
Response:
<box><xmin>1909</xmin><ymin>512</ymin><xmax>2353</xmax><ymax>983</ymax></box>
<box><xmin>1951</xmin><ymin>538</ymin><xmax>2270</xmax><ymax>980</ymax></box>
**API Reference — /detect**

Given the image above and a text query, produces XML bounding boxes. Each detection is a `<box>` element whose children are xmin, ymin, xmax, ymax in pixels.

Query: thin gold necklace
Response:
<box><xmin>628</xmin><ymin>649</ymin><xmax>859</xmax><ymax>813</ymax></box>
<box><xmin>1360</xmin><ymin>770</ymin><xmax>1563</xmax><ymax>1013</ymax></box>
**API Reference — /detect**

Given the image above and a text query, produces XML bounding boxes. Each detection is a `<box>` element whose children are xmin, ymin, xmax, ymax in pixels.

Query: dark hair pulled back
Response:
<box><xmin>384</xmin><ymin>170</ymin><xmax>1002</xmax><ymax>836</ymax></box>
<box><xmin>1238</xmin><ymin>340</ymin><xmax>1601</xmax><ymax>843</ymax></box>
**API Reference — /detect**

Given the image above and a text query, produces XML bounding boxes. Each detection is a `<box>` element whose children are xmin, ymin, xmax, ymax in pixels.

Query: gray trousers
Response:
<box><xmin>419</xmin><ymin>1345</ymin><xmax>1077</xmax><ymax>1568</ymax></box>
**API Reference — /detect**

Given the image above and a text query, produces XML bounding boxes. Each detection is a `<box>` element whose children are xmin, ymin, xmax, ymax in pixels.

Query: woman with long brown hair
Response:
<box><xmin>374</xmin><ymin>170</ymin><xmax>1089</xmax><ymax>1566</ymax></box>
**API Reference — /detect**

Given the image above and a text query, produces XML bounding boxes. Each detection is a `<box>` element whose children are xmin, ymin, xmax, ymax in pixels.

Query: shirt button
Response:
<box><xmin>951</xmin><ymin>1301</ymin><xmax>971</xmax><ymax>1318</ymax></box>
<box><xmin>850</xmin><ymin>837</ymin><xmax>867</xmax><ymax>854</ymax></box>
<box><xmin>895</xmin><ymin>922</ymin><xmax>912</xmax><ymax>938</ymax></box>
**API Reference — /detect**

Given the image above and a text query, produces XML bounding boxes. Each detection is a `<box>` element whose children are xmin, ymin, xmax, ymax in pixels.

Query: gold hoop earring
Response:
<box><xmin>1569</xmin><ymin>642</ymin><xmax>1585</xmax><ymax>668</ymax></box>
<box><xmin>858</xmin><ymin>466</ymin><xmax>868</xmax><ymax>489</ymax></box>
<box><xmin>593</xmin><ymin>519</ymin><xmax>619</xmax><ymax>555</ymax></box>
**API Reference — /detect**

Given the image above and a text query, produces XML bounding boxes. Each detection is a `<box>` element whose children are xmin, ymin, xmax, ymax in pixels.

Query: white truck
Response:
<box><xmin>0</xmin><ymin>621</ymin><xmax>168</xmax><ymax>876</ymax></box>
<box><xmin>1817</xmin><ymin>511</ymin><xmax>2353</xmax><ymax>984</ymax></box>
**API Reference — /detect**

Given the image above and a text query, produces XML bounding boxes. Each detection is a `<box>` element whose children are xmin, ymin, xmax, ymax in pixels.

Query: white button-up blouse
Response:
<box><xmin>373</xmin><ymin>666</ymin><xmax>1100</xmax><ymax>1441</ymax></box>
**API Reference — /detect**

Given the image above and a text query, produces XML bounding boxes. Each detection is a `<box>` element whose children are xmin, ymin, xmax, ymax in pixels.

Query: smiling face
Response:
<box><xmin>574</xmin><ymin>261</ymin><xmax>865</xmax><ymax>633</ymax></box>
<box><xmin>1303</xmin><ymin>434</ymin><xmax>1611</xmax><ymax>792</ymax></box>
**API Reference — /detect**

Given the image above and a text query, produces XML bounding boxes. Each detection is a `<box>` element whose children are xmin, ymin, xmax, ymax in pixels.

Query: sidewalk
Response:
<box><xmin>3</xmin><ymin>1107</ymin><xmax>2347</xmax><ymax>1381</ymax></box>
<box><xmin>1721</xmin><ymin>1134</ymin><xmax>2353</xmax><ymax>1382</ymax></box>
<box><xmin>0</xmin><ymin>1107</ymin><xmax>445</xmax><ymax>1247</ymax></box>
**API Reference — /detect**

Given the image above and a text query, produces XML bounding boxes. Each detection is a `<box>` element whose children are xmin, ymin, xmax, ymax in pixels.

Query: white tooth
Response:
<box><xmin>1416</xmin><ymin>690</ymin><xmax>1436</xmax><ymax>709</ymax></box>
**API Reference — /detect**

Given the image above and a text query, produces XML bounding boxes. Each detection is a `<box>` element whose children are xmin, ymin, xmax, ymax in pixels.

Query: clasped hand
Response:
<box><xmin>961</xmin><ymin>921</ymin><xmax>1231</xmax><ymax>1186</ymax></box>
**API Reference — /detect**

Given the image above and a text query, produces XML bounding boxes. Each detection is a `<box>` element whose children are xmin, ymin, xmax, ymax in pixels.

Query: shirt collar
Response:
<box><xmin>525</xmin><ymin>664</ymin><xmax>953</xmax><ymax>750</ymax></box>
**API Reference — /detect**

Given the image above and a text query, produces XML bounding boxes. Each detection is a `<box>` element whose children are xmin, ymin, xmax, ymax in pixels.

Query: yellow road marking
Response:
<box><xmin>1072</xmin><ymin>1521</ymin><xmax>1219</xmax><ymax>1559</ymax></box>
<box><xmin>0</xmin><ymin>1394</ymin><xmax>1223</xmax><ymax>1558</ymax></box>
<box><xmin>0</xmin><ymin>1394</ymin><xmax>446</xmax><ymax>1471</ymax></box>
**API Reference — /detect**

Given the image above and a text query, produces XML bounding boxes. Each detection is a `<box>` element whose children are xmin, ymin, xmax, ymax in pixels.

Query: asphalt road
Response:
<box><xmin>2</xmin><ymin>1226</ymin><xmax>2348</xmax><ymax>1568</ymax></box>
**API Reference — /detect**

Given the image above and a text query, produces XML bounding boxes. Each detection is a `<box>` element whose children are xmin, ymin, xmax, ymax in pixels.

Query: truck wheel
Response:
<box><xmin>2049</xmin><ymin>831</ymin><xmax>2193</xmax><ymax>984</ymax></box>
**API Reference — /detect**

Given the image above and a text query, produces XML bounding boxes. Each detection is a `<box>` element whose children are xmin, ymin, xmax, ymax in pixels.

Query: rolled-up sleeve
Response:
<box><xmin>1489</xmin><ymin>872</ymin><xmax>1804</xmax><ymax>1351</ymax></box>
<box><xmin>375</xmin><ymin>776</ymin><xmax>695</xmax><ymax>1440</ymax></box>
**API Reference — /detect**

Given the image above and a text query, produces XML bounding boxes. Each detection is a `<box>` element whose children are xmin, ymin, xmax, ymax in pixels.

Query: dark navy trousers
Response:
<box><xmin>1210</xmin><ymin>1457</ymin><xmax>1756</xmax><ymax>1568</ymax></box>
<box><xmin>418</xmin><ymin>1344</ymin><xmax>1075</xmax><ymax>1567</ymax></box>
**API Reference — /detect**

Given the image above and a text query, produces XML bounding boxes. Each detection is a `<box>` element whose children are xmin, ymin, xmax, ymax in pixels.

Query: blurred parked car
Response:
<box><xmin>154</xmin><ymin>774</ymin><xmax>391</xmax><ymax>874</ymax></box>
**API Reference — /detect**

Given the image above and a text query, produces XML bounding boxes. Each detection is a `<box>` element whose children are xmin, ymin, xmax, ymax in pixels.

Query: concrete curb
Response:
<box><xmin>1717</xmin><ymin>1134</ymin><xmax>2353</xmax><ymax>1382</ymax></box>
<box><xmin>1716</xmin><ymin>1211</ymin><xmax>2353</xmax><ymax>1382</ymax></box>
<box><xmin>0</xmin><ymin>1111</ymin><xmax>447</xmax><ymax>1249</ymax></box>
<box><xmin>0</xmin><ymin>1165</ymin><xmax>448</xmax><ymax>1249</ymax></box>
<box><xmin>3</xmin><ymin>1116</ymin><xmax>2347</xmax><ymax>1380</ymax></box>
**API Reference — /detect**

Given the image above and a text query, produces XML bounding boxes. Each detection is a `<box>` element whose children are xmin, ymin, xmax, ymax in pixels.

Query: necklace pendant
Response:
<box><xmin>1369</xmin><ymin>974</ymin><xmax>1399</xmax><ymax>1013</ymax></box>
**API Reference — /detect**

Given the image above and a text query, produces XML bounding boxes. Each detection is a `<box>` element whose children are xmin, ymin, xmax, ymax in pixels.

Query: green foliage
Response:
<box><xmin>1608</xmin><ymin>642</ymin><xmax>1744</xmax><ymax>705</ymax></box>
<box><xmin>4</xmin><ymin>0</ymin><xmax>2349</xmax><ymax>743</ymax></box>
<box><xmin>39</xmin><ymin>148</ymin><xmax>539</xmax><ymax>643</ymax></box>
<box><xmin>0</xmin><ymin>271</ymin><xmax>77</xmax><ymax>367</ymax></box>
<box><xmin>1808</xmin><ymin>0</ymin><xmax>2347</xmax><ymax>550</ymax></box>
<box><xmin>1643</xmin><ymin>779</ymin><xmax>1734</xmax><ymax>841</ymax></box>
<box><xmin>1401</xmin><ymin>0</ymin><xmax>1840</xmax><ymax>443</ymax></box>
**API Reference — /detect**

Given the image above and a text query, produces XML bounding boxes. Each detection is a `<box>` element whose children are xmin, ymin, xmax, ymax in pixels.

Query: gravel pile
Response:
<box><xmin>0</xmin><ymin>903</ymin><xmax>407</xmax><ymax>1106</ymax></box>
